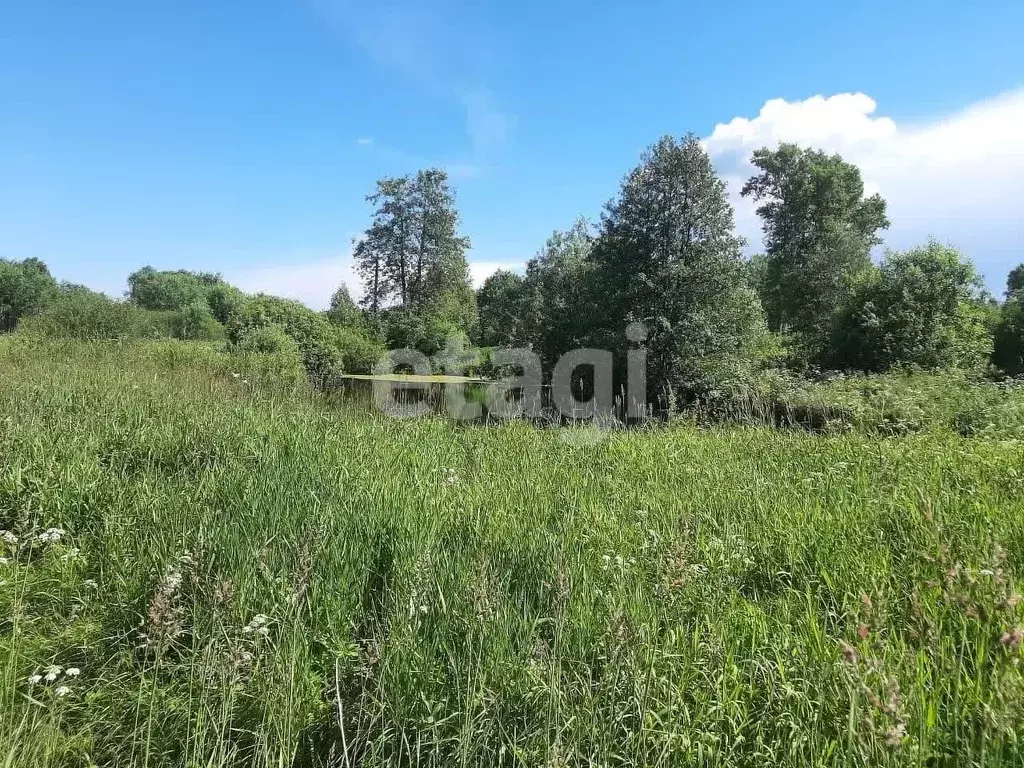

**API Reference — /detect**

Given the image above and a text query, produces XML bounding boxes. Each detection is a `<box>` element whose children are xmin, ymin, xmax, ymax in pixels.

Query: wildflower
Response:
<box><xmin>44</xmin><ymin>665</ymin><xmax>63</xmax><ymax>682</ymax></box>
<box><xmin>65</xmin><ymin>667</ymin><xmax>80</xmax><ymax>677</ymax></box>
<box><xmin>231</xmin><ymin>372</ymin><xmax>241</xmax><ymax>378</ymax></box>
<box><xmin>61</xmin><ymin>547</ymin><xmax>81</xmax><ymax>561</ymax></box>
<box><xmin>980</xmin><ymin>569</ymin><xmax>995</xmax><ymax>577</ymax></box>
<box><xmin>1</xmin><ymin>530</ymin><xmax>17</xmax><ymax>546</ymax></box>
<box><xmin>243</xmin><ymin>614</ymin><xmax>271</xmax><ymax>635</ymax></box>
<box><xmin>27</xmin><ymin>674</ymin><xmax>42</xmax><ymax>685</ymax></box>
<box><xmin>83</xmin><ymin>579</ymin><xmax>98</xmax><ymax>589</ymax></box>
<box><xmin>36</xmin><ymin>528</ymin><xmax>65</xmax><ymax>544</ymax></box>
<box><xmin>857</xmin><ymin>623</ymin><xmax>870</xmax><ymax>640</ymax></box>
<box><xmin>55</xmin><ymin>685</ymin><xmax>71</xmax><ymax>698</ymax></box>
<box><xmin>1000</xmin><ymin>627</ymin><xmax>1024</xmax><ymax>650</ymax></box>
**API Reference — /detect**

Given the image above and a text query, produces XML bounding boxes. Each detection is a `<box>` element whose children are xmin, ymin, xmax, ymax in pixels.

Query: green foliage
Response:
<box><xmin>19</xmin><ymin>286</ymin><xmax>167</xmax><ymax>340</ymax></box>
<box><xmin>993</xmin><ymin>264</ymin><xmax>1024</xmax><ymax>376</ymax></box>
<box><xmin>127</xmin><ymin>266</ymin><xmax>220</xmax><ymax>310</ymax></box>
<box><xmin>833</xmin><ymin>242</ymin><xmax>992</xmax><ymax>372</ymax></box>
<box><xmin>742</xmin><ymin>144</ymin><xmax>889</xmax><ymax>364</ymax></box>
<box><xmin>354</xmin><ymin>168</ymin><xmax>476</xmax><ymax>349</ymax></box>
<box><xmin>228</xmin><ymin>294</ymin><xmax>383</xmax><ymax>381</ymax></box>
<box><xmin>234</xmin><ymin>323</ymin><xmax>307</xmax><ymax>385</ymax></box>
<box><xmin>205</xmin><ymin>282</ymin><xmax>246</xmax><ymax>324</ymax></box>
<box><xmin>128</xmin><ymin>266</ymin><xmax>245</xmax><ymax>329</ymax></box>
<box><xmin>993</xmin><ymin>296</ymin><xmax>1024</xmax><ymax>376</ymax></box>
<box><xmin>171</xmin><ymin>301</ymin><xmax>225</xmax><ymax>341</ymax></box>
<box><xmin>325</xmin><ymin>284</ymin><xmax>363</xmax><ymax>328</ymax></box>
<box><xmin>590</xmin><ymin>135</ymin><xmax>772</xmax><ymax>401</ymax></box>
<box><xmin>476</xmin><ymin>269</ymin><xmax>526</xmax><ymax>348</ymax></box>
<box><xmin>523</xmin><ymin>219</ymin><xmax>596</xmax><ymax>370</ymax></box>
<box><xmin>0</xmin><ymin>257</ymin><xmax>58</xmax><ymax>331</ymax></box>
<box><xmin>228</xmin><ymin>294</ymin><xmax>344</xmax><ymax>382</ymax></box>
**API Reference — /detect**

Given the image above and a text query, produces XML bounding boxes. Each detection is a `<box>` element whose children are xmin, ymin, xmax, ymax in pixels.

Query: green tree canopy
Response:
<box><xmin>742</xmin><ymin>143</ymin><xmax>889</xmax><ymax>364</ymax></box>
<box><xmin>590</xmin><ymin>135</ymin><xmax>770</xmax><ymax>402</ymax></box>
<box><xmin>476</xmin><ymin>269</ymin><xmax>528</xmax><ymax>348</ymax></box>
<box><xmin>325</xmin><ymin>284</ymin><xmax>363</xmax><ymax>328</ymax></box>
<box><xmin>833</xmin><ymin>241</ymin><xmax>991</xmax><ymax>372</ymax></box>
<box><xmin>353</xmin><ymin>169</ymin><xmax>475</xmax><ymax>351</ymax></box>
<box><xmin>0</xmin><ymin>257</ymin><xmax>58</xmax><ymax>331</ymax></box>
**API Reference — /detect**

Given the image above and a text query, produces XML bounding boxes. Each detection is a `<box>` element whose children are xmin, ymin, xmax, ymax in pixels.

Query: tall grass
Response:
<box><xmin>1</xmin><ymin>338</ymin><xmax>1023</xmax><ymax>766</ymax></box>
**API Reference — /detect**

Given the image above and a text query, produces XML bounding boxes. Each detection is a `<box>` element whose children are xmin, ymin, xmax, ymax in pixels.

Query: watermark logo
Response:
<box><xmin>370</xmin><ymin>324</ymin><xmax>649</xmax><ymax>446</ymax></box>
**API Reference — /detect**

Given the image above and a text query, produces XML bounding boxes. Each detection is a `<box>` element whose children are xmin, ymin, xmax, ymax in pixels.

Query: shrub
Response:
<box><xmin>0</xmin><ymin>258</ymin><xmax>58</xmax><ymax>331</ymax></box>
<box><xmin>832</xmin><ymin>242</ymin><xmax>992</xmax><ymax>372</ymax></box>
<box><xmin>171</xmin><ymin>302</ymin><xmax>224</xmax><ymax>341</ymax></box>
<box><xmin>19</xmin><ymin>288</ymin><xmax>165</xmax><ymax>340</ymax></box>
<box><xmin>206</xmin><ymin>283</ymin><xmax>246</xmax><ymax>325</ymax></box>
<box><xmin>992</xmin><ymin>297</ymin><xmax>1024</xmax><ymax>376</ymax></box>
<box><xmin>234</xmin><ymin>324</ymin><xmax>307</xmax><ymax>387</ymax></box>
<box><xmin>228</xmin><ymin>295</ymin><xmax>355</xmax><ymax>383</ymax></box>
<box><xmin>332</xmin><ymin>324</ymin><xmax>386</xmax><ymax>374</ymax></box>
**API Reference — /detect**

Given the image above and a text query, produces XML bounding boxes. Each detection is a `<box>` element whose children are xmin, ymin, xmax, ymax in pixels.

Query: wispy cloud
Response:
<box><xmin>313</xmin><ymin>0</ymin><xmax>513</xmax><ymax>176</ymax></box>
<box><xmin>355</xmin><ymin>137</ymin><xmax>374</xmax><ymax>146</ymax></box>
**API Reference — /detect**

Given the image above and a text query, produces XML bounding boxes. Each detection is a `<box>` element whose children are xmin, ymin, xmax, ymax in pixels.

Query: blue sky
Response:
<box><xmin>2</xmin><ymin>0</ymin><xmax>1022</xmax><ymax>306</ymax></box>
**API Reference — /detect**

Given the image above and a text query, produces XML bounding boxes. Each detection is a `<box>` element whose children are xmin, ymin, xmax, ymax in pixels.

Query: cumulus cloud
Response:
<box><xmin>704</xmin><ymin>89</ymin><xmax>1024</xmax><ymax>289</ymax></box>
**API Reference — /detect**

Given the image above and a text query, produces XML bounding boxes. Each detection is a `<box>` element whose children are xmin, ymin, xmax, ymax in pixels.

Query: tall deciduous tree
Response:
<box><xmin>476</xmin><ymin>269</ymin><xmax>528</xmax><ymax>348</ymax></box>
<box><xmin>742</xmin><ymin>144</ymin><xmax>889</xmax><ymax>364</ymax></box>
<box><xmin>590</xmin><ymin>135</ymin><xmax>769</xmax><ymax>403</ymax></box>
<box><xmin>352</xmin><ymin>169</ymin><xmax>474</xmax><ymax>351</ymax></box>
<box><xmin>522</xmin><ymin>219</ymin><xmax>595</xmax><ymax>371</ymax></box>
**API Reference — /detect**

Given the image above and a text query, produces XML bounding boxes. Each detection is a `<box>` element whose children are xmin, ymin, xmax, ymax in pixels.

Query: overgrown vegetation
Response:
<box><xmin>2</xmin><ymin>338</ymin><xmax>1023</xmax><ymax>767</ymax></box>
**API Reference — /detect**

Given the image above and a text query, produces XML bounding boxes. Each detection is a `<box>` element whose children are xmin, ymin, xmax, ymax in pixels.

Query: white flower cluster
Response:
<box><xmin>27</xmin><ymin>665</ymin><xmax>80</xmax><ymax>698</ymax></box>
<box><xmin>36</xmin><ymin>528</ymin><xmax>66</xmax><ymax>544</ymax></box>
<box><xmin>242</xmin><ymin>613</ymin><xmax>272</xmax><ymax>638</ymax></box>
<box><xmin>1</xmin><ymin>530</ymin><xmax>18</xmax><ymax>546</ymax></box>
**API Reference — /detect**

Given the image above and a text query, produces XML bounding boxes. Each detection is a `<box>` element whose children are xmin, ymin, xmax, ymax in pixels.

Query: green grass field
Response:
<box><xmin>2</xmin><ymin>339</ymin><xmax>1023</xmax><ymax>767</ymax></box>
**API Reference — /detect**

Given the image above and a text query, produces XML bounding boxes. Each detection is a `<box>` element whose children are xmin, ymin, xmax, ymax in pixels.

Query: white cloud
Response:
<box><xmin>228</xmin><ymin>251</ymin><xmax>360</xmax><ymax>310</ymax></box>
<box><xmin>468</xmin><ymin>260</ymin><xmax>522</xmax><ymax>288</ymax></box>
<box><xmin>227</xmin><ymin>251</ymin><xmax>519</xmax><ymax>309</ymax></box>
<box><xmin>356</xmin><ymin>137</ymin><xmax>373</xmax><ymax>146</ymax></box>
<box><xmin>704</xmin><ymin>89</ymin><xmax>1024</xmax><ymax>288</ymax></box>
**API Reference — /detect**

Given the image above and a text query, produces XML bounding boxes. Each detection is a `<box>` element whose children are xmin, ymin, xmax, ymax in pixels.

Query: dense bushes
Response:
<box><xmin>0</xmin><ymin>257</ymin><xmax>58</xmax><ymax>331</ymax></box>
<box><xmin>228</xmin><ymin>294</ymin><xmax>384</xmax><ymax>382</ymax></box>
<box><xmin>20</xmin><ymin>288</ymin><xmax>167</xmax><ymax>340</ymax></box>
<box><xmin>831</xmin><ymin>242</ymin><xmax>993</xmax><ymax>372</ymax></box>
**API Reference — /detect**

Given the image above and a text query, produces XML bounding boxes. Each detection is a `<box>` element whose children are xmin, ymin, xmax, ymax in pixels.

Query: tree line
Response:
<box><xmin>1</xmin><ymin>134</ymin><xmax>1022</xmax><ymax>403</ymax></box>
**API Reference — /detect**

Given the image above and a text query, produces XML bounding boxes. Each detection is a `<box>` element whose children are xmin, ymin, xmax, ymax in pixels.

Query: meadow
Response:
<box><xmin>2</xmin><ymin>338</ymin><xmax>1024</xmax><ymax>767</ymax></box>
